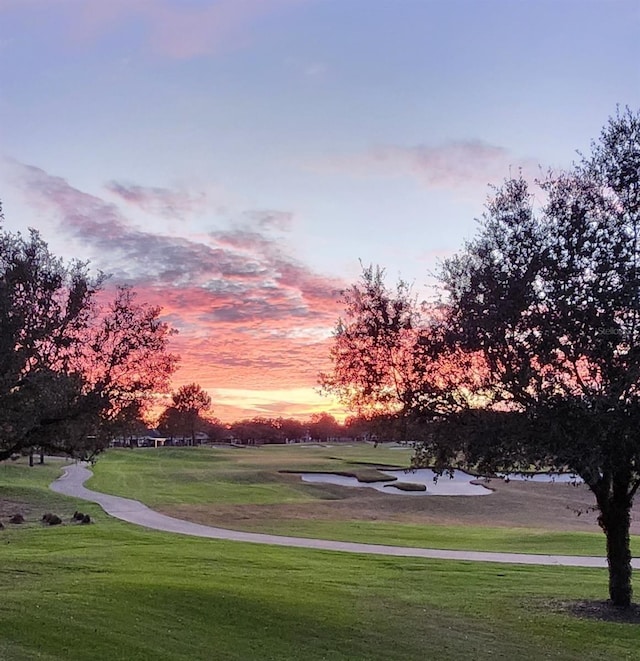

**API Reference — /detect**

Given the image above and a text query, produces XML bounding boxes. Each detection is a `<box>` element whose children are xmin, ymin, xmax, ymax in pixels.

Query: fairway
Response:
<box><xmin>1</xmin><ymin>456</ymin><xmax>640</xmax><ymax>660</ymax></box>
<box><xmin>88</xmin><ymin>444</ymin><xmax>640</xmax><ymax>557</ymax></box>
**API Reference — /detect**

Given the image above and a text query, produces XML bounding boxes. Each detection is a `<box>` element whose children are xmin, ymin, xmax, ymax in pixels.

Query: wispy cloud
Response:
<box><xmin>0</xmin><ymin>0</ymin><xmax>307</xmax><ymax>59</ymax></box>
<box><xmin>106</xmin><ymin>181</ymin><xmax>212</xmax><ymax>219</ymax></box>
<box><xmin>319</xmin><ymin>140</ymin><xmax>540</xmax><ymax>190</ymax></box>
<box><xmin>240</xmin><ymin>209</ymin><xmax>294</xmax><ymax>232</ymax></box>
<box><xmin>10</xmin><ymin>160</ymin><xmax>344</xmax><ymax>420</ymax></box>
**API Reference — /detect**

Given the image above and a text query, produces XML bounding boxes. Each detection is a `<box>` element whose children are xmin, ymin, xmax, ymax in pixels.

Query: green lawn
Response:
<box><xmin>2</xmin><ymin>455</ymin><xmax>640</xmax><ymax>659</ymax></box>
<box><xmin>88</xmin><ymin>446</ymin><xmax>322</xmax><ymax>505</ymax></box>
<box><xmin>0</xmin><ymin>458</ymin><xmax>103</xmax><ymax>521</ymax></box>
<box><xmin>87</xmin><ymin>445</ymin><xmax>411</xmax><ymax>506</ymax></box>
<box><xmin>87</xmin><ymin>446</ymin><xmax>636</xmax><ymax>557</ymax></box>
<box><xmin>222</xmin><ymin>518</ymin><xmax>617</xmax><ymax>556</ymax></box>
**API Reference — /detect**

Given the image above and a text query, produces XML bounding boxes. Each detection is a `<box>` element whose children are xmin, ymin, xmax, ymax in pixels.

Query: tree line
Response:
<box><xmin>115</xmin><ymin>398</ymin><xmax>391</xmax><ymax>446</ymax></box>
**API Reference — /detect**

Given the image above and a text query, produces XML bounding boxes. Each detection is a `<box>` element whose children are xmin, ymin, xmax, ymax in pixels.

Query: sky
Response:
<box><xmin>0</xmin><ymin>0</ymin><xmax>638</xmax><ymax>423</ymax></box>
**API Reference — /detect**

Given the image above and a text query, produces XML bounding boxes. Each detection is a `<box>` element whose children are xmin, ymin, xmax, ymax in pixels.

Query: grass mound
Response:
<box><xmin>326</xmin><ymin>469</ymin><xmax>397</xmax><ymax>483</ymax></box>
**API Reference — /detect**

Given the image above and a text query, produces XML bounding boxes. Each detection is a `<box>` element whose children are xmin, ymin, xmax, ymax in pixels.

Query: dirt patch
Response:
<box><xmin>0</xmin><ymin>497</ymin><xmax>76</xmax><ymax>528</ymax></box>
<box><xmin>0</xmin><ymin>498</ymin><xmax>35</xmax><ymax>521</ymax></box>
<box><xmin>549</xmin><ymin>599</ymin><xmax>640</xmax><ymax>624</ymax></box>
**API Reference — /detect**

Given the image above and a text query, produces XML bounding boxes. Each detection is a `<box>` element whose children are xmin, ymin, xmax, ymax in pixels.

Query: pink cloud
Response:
<box><xmin>10</xmin><ymin>160</ymin><xmax>345</xmax><ymax>421</ymax></box>
<box><xmin>319</xmin><ymin>140</ymin><xmax>540</xmax><ymax>190</ymax></box>
<box><xmin>106</xmin><ymin>181</ymin><xmax>212</xmax><ymax>219</ymax></box>
<box><xmin>0</xmin><ymin>0</ymin><xmax>307</xmax><ymax>59</ymax></box>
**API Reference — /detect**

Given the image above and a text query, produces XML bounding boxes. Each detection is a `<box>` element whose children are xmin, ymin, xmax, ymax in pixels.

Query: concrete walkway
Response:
<box><xmin>50</xmin><ymin>462</ymin><xmax>634</xmax><ymax>569</ymax></box>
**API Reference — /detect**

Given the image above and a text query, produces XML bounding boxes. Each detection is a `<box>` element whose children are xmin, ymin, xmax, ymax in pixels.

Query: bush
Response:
<box><xmin>42</xmin><ymin>513</ymin><xmax>62</xmax><ymax>525</ymax></box>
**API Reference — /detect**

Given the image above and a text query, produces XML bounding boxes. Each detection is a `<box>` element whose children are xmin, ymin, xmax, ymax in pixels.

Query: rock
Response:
<box><xmin>9</xmin><ymin>514</ymin><xmax>24</xmax><ymax>524</ymax></box>
<box><xmin>72</xmin><ymin>511</ymin><xmax>85</xmax><ymax>521</ymax></box>
<box><xmin>81</xmin><ymin>514</ymin><xmax>91</xmax><ymax>524</ymax></box>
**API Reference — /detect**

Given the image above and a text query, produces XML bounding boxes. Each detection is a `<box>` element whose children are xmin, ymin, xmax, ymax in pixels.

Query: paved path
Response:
<box><xmin>50</xmin><ymin>462</ymin><xmax>634</xmax><ymax>569</ymax></box>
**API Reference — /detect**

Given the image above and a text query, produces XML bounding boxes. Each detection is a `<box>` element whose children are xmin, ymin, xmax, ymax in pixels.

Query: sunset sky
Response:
<box><xmin>0</xmin><ymin>0</ymin><xmax>638</xmax><ymax>422</ymax></box>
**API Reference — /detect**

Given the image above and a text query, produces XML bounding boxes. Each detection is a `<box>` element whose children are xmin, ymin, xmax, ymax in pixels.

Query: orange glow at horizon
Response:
<box><xmin>143</xmin><ymin>282</ymin><xmax>349</xmax><ymax>424</ymax></box>
<box><xmin>12</xmin><ymin>161</ymin><xmax>352</xmax><ymax>425</ymax></box>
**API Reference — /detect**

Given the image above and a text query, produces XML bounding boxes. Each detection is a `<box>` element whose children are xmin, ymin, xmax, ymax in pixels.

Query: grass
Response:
<box><xmin>87</xmin><ymin>445</ymin><xmax>410</xmax><ymax>505</ymax></box>
<box><xmin>221</xmin><ymin>519</ymin><xmax>616</xmax><ymax>556</ymax></box>
<box><xmin>87</xmin><ymin>445</ymin><xmax>639</xmax><ymax>557</ymax></box>
<box><xmin>87</xmin><ymin>446</ymin><xmax>320</xmax><ymax>506</ymax></box>
<box><xmin>2</xmin><ymin>454</ymin><xmax>640</xmax><ymax>659</ymax></box>
<box><xmin>0</xmin><ymin>458</ymin><xmax>103</xmax><ymax>525</ymax></box>
<box><xmin>387</xmin><ymin>481</ymin><xmax>427</xmax><ymax>491</ymax></box>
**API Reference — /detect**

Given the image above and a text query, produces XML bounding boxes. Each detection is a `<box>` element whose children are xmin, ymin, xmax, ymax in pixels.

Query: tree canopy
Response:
<box><xmin>0</xmin><ymin>207</ymin><xmax>178</xmax><ymax>460</ymax></box>
<box><xmin>157</xmin><ymin>383</ymin><xmax>212</xmax><ymax>445</ymax></box>
<box><xmin>319</xmin><ymin>264</ymin><xmax>421</xmax><ymax>420</ymax></box>
<box><xmin>323</xmin><ymin>108</ymin><xmax>640</xmax><ymax>608</ymax></box>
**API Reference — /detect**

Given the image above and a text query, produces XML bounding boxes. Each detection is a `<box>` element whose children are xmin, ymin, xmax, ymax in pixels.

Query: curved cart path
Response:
<box><xmin>51</xmin><ymin>462</ymin><xmax>635</xmax><ymax>569</ymax></box>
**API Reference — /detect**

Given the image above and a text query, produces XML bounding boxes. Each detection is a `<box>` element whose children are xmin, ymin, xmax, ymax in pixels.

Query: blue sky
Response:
<box><xmin>0</xmin><ymin>0</ymin><xmax>638</xmax><ymax>421</ymax></box>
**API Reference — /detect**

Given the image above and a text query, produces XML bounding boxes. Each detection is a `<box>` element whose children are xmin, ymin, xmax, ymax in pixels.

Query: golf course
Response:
<box><xmin>1</xmin><ymin>444</ymin><xmax>640</xmax><ymax>660</ymax></box>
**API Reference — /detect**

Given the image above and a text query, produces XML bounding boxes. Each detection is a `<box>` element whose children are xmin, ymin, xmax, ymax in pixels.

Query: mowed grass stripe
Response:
<box><xmin>180</xmin><ymin>518</ymin><xmax>612</xmax><ymax>557</ymax></box>
<box><xmin>1</xmin><ymin>522</ymin><xmax>639</xmax><ymax>660</ymax></box>
<box><xmin>89</xmin><ymin>447</ymin><xmax>317</xmax><ymax>506</ymax></box>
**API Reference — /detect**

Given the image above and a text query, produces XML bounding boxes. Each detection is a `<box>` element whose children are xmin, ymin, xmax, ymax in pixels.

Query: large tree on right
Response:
<box><xmin>431</xmin><ymin>108</ymin><xmax>640</xmax><ymax>608</ymax></box>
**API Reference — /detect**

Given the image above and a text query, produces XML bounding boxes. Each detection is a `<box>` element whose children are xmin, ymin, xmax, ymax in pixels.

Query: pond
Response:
<box><xmin>299</xmin><ymin>469</ymin><xmax>582</xmax><ymax>496</ymax></box>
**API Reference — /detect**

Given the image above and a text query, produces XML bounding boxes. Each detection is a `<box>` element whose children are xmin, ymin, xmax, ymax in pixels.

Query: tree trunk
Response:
<box><xmin>39</xmin><ymin>447</ymin><xmax>44</xmax><ymax>464</ymax></box>
<box><xmin>29</xmin><ymin>450</ymin><xmax>34</xmax><ymax>467</ymax></box>
<box><xmin>598</xmin><ymin>496</ymin><xmax>633</xmax><ymax>608</ymax></box>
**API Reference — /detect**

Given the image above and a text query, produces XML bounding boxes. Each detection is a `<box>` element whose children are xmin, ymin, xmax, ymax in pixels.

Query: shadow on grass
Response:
<box><xmin>548</xmin><ymin>599</ymin><xmax>640</xmax><ymax>624</ymax></box>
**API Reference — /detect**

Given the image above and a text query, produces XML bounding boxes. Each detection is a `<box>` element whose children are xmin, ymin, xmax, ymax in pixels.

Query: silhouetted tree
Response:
<box><xmin>0</xmin><ymin>209</ymin><xmax>178</xmax><ymax>460</ymax></box>
<box><xmin>227</xmin><ymin>417</ymin><xmax>308</xmax><ymax>444</ymax></box>
<box><xmin>324</xmin><ymin>109</ymin><xmax>640</xmax><ymax>609</ymax></box>
<box><xmin>420</xmin><ymin>108</ymin><xmax>640</xmax><ymax>608</ymax></box>
<box><xmin>319</xmin><ymin>265</ymin><xmax>422</xmax><ymax>441</ymax></box>
<box><xmin>202</xmin><ymin>417</ymin><xmax>227</xmax><ymax>443</ymax></box>
<box><xmin>156</xmin><ymin>406</ymin><xmax>183</xmax><ymax>441</ymax></box>
<box><xmin>308</xmin><ymin>412</ymin><xmax>341</xmax><ymax>442</ymax></box>
<box><xmin>170</xmin><ymin>383</ymin><xmax>212</xmax><ymax>445</ymax></box>
<box><xmin>278</xmin><ymin>417</ymin><xmax>305</xmax><ymax>443</ymax></box>
<box><xmin>110</xmin><ymin>400</ymin><xmax>149</xmax><ymax>447</ymax></box>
